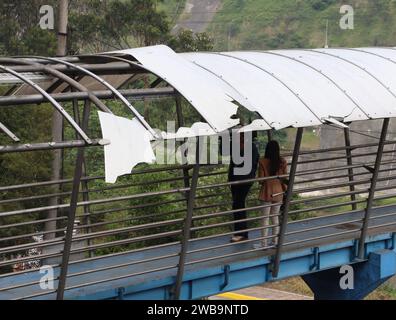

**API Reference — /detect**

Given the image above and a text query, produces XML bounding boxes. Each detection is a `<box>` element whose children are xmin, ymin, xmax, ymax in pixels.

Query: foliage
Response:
<box><xmin>208</xmin><ymin>0</ymin><xmax>396</xmax><ymax>50</ymax></box>
<box><xmin>168</xmin><ymin>29</ymin><xmax>214</xmax><ymax>52</ymax></box>
<box><xmin>0</xmin><ymin>0</ymin><xmax>57</xmax><ymax>55</ymax></box>
<box><xmin>309</xmin><ymin>0</ymin><xmax>337</xmax><ymax>11</ymax></box>
<box><xmin>69</xmin><ymin>0</ymin><xmax>170</xmax><ymax>53</ymax></box>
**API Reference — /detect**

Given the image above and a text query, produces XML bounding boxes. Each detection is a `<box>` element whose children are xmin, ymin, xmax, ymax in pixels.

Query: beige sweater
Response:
<box><xmin>258</xmin><ymin>157</ymin><xmax>288</xmax><ymax>203</ymax></box>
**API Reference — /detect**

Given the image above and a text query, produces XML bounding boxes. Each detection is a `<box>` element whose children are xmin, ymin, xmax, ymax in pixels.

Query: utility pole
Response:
<box><xmin>45</xmin><ymin>0</ymin><xmax>69</xmax><ymax>241</ymax></box>
<box><xmin>57</xmin><ymin>0</ymin><xmax>69</xmax><ymax>57</ymax></box>
<box><xmin>324</xmin><ymin>19</ymin><xmax>329</xmax><ymax>48</ymax></box>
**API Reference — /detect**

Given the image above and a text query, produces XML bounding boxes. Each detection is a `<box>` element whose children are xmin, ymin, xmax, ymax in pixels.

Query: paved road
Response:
<box><xmin>172</xmin><ymin>0</ymin><xmax>222</xmax><ymax>33</ymax></box>
<box><xmin>212</xmin><ymin>287</ymin><xmax>312</xmax><ymax>300</ymax></box>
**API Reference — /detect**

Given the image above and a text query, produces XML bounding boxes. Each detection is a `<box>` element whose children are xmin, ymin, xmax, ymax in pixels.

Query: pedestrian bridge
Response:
<box><xmin>1</xmin><ymin>205</ymin><xmax>396</xmax><ymax>300</ymax></box>
<box><xmin>1</xmin><ymin>46</ymin><xmax>396</xmax><ymax>300</ymax></box>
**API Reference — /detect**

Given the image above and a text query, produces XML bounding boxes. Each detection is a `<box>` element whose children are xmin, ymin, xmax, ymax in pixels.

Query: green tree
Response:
<box><xmin>69</xmin><ymin>0</ymin><xmax>170</xmax><ymax>53</ymax></box>
<box><xmin>168</xmin><ymin>29</ymin><xmax>214</xmax><ymax>52</ymax></box>
<box><xmin>0</xmin><ymin>0</ymin><xmax>57</xmax><ymax>55</ymax></box>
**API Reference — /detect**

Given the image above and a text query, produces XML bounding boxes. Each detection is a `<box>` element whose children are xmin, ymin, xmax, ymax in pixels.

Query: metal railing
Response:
<box><xmin>2</xmin><ymin>133</ymin><xmax>396</xmax><ymax>299</ymax></box>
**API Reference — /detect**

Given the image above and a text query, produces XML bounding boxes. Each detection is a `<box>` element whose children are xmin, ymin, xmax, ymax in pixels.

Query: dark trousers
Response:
<box><xmin>231</xmin><ymin>183</ymin><xmax>253</xmax><ymax>238</ymax></box>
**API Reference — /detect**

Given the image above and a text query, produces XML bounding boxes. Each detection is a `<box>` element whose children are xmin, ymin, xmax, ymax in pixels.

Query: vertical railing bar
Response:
<box><xmin>176</xmin><ymin>93</ymin><xmax>193</xmax><ymax>237</ymax></box>
<box><xmin>176</xmin><ymin>94</ymin><xmax>191</xmax><ymax>194</ymax></box>
<box><xmin>173</xmin><ymin>142</ymin><xmax>200</xmax><ymax>300</ymax></box>
<box><xmin>56</xmin><ymin>100</ymin><xmax>91</xmax><ymax>300</ymax></box>
<box><xmin>358</xmin><ymin>118</ymin><xmax>390</xmax><ymax>260</ymax></box>
<box><xmin>271</xmin><ymin>127</ymin><xmax>304</xmax><ymax>278</ymax></box>
<box><xmin>344</xmin><ymin>127</ymin><xmax>357</xmax><ymax>211</ymax></box>
<box><xmin>72</xmin><ymin>96</ymin><xmax>93</xmax><ymax>257</ymax></box>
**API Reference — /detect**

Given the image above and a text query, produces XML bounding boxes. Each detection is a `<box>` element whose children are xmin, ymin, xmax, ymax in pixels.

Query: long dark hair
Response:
<box><xmin>265</xmin><ymin>140</ymin><xmax>281</xmax><ymax>176</ymax></box>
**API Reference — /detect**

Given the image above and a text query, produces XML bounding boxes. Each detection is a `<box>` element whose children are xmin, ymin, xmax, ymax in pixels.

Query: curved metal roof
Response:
<box><xmin>3</xmin><ymin>45</ymin><xmax>396</xmax><ymax>182</ymax></box>
<box><xmin>112</xmin><ymin>45</ymin><xmax>396</xmax><ymax>132</ymax></box>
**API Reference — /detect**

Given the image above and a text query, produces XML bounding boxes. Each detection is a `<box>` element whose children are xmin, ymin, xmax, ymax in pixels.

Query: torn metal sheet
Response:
<box><xmin>98</xmin><ymin>111</ymin><xmax>156</xmax><ymax>183</ymax></box>
<box><xmin>110</xmin><ymin>45</ymin><xmax>240</xmax><ymax>132</ymax></box>
<box><xmin>239</xmin><ymin>120</ymin><xmax>271</xmax><ymax>132</ymax></box>
<box><xmin>160</xmin><ymin>122</ymin><xmax>217</xmax><ymax>139</ymax></box>
<box><xmin>322</xmin><ymin>117</ymin><xmax>349</xmax><ymax>129</ymax></box>
<box><xmin>182</xmin><ymin>52</ymin><xmax>316</xmax><ymax>129</ymax></box>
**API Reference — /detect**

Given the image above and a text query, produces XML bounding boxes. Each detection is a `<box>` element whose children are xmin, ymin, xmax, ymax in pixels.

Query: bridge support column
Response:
<box><xmin>302</xmin><ymin>249</ymin><xmax>396</xmax><ymax>300</ymax></box>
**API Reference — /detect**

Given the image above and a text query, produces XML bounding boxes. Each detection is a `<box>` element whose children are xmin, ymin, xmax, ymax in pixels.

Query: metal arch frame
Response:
<box><xmin>54</xmin><ymin>54</ymin><xmax>159</xmax><ymax>139</ymax></box>
<box><xmin>12</xmin><ymin>56</ymin><xmax>120</xmax><ymax>112</ymax></box>
<box><xmin>90</xmin><ymin>53</ymin><xmax>237</xmax><ymax>134</ymax></box>
<box><xmin>2</xmin><ymin>57</ymin><xmax>112</xmax><ymax>114</ymax></box>
<box><xmin>188</xmin><ymin>57</ymin><xmax>272</xmax><ymax>129</ymax></box>
<box><xmin>345</xmin><ymin>47</ymin><xmax>396</xmax><ymax>64</ymax></box>
<box><xmin>256</xmin><ymin>51</ymin><xmax>371</xmax><ymax>121</ymax></box>
<box><xmin>0</xmin><ymin>121</ymin><xmax>20</xmax><ymax>142</ymax></box>
<box><xmin>0</xmin><ymin>65</ymin><xmax>92</xmax><ymax>144</ymax></box>
<box><xmin>211</xmin><ymin>52</ymin><xmax>323</xmax><ymax>129</ymax></box>
<box><xmin>304</xmin><ymin>49</ymin><xmax>396</xmax><ymax>111</ymax></box>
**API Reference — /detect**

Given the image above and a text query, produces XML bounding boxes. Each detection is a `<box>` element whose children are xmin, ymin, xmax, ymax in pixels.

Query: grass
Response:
<box><xmin>264</xmin><ymin>276</ymin><xmax>396</xmax><ymax>300</ymax></box>
<box><xmin>207</xmin><ymin>0</ymin><xmax>396</xmax><ymax>51</ymax></box>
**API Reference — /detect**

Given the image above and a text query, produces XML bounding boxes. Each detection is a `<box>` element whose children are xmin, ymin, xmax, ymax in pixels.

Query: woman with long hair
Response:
<box><xmin>256</xmin><ymin>140</ymin><xmax>288</xmax><ymax>248</ymax></box>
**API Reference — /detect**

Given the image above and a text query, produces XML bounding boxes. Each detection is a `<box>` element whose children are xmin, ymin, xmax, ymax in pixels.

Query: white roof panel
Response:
<box><xmin>276</xmin><ymin>49</ymin><xmax>396</xmax><ymax>119</ymax></box>
<box><xmin>182</xmin><ymin>52</ymin><xmax>319</xmax><ymax>129</ymax></box>
<box><xmin>113</xmin><ymin>45</ymin><xmax>241</xmax><ymax>132</ymax></box>
<box><xmin>107</xmin><ymin>45</ymin><xmax>396</xmax><ymax>132</ymax></box>
<box><xmin>356</xmin><ymin>47</ymin><xmax>396</xmax><ymax>62</ymax></box>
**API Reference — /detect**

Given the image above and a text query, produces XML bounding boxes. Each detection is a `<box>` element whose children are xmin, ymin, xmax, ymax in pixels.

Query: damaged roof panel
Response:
<box><xmin>113</xmin><ymin>45</ymin><xmax>240</xmax><ymax>133</ymax></box>
<box><xmin>182</xmin><ymin>52</ymin><xmax>318</xmax><ymax>129</ymax></box>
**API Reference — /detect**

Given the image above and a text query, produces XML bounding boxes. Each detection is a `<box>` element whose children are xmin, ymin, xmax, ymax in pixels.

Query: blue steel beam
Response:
<box><xmin>302</xmin><ymin>249</ymin><xmax>396</xmax><ymax>300</ymax></box>
<box><xmin>1</xmin><ymin>231</ymin><xmax>395</xmax><ymax>300</ymax></box>
<box><xmin>81</xmin><ymin>233</ymin><xmax>396</xmax><ymax>300</ymax></box>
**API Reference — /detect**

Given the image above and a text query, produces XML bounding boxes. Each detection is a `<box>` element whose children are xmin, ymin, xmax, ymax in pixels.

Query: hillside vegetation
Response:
<box><xmin>207</xmin><ymin>0</ymin><xmax>396</xmax><ymax>50</ymax></box>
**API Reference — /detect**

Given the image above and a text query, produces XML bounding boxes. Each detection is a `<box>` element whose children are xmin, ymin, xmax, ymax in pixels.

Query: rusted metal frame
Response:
<box><xmin>0</xmin><ymin>65</ymin><xmax>92</xmax><ymax>144</ymax></box>
<box><xmin>1</xmin><ymin>58</ymin><xmax>139</xmax><ymax>75</ymax></box>
<box><xmin>0</xmin><ymin>139</ymin><xmax>106</xmax><ymax>154</ymax></box>
<box><xmin>18</xmin><ymin>57</ymin><xmax>111</xmax><ymax>114</ymax></box>
<box><xmin>0</xmin><ymin>121</ymin><xmax>20</xmax><ymax>142</ymax></box>
<box><xmin>0</xmin><ymin>87</ymin><xmax>176</xmax><ymax>106</ymax></box>
<box><xmin>32</xmin><ymin>55</ymin><xmax>158</xmax><ymax>138</ymax></box>
<box><xmin>56</xmin><ymin>99</ymin><xmax>92</xmax><ymax>300</ymax></box>
<box><xmin>358</xmin><ymin>118</ymin><xmax>390</xmax><ymax>260</ymax></box>
<box><xmin>272</xmin><ymin>127</ymin><xmax>304</xmax><ymax>277</ymax></box>
<box><xmin>1</xmin><ymin>57</ymin><xmax>111</xmax><ymax>113</ymax></box>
